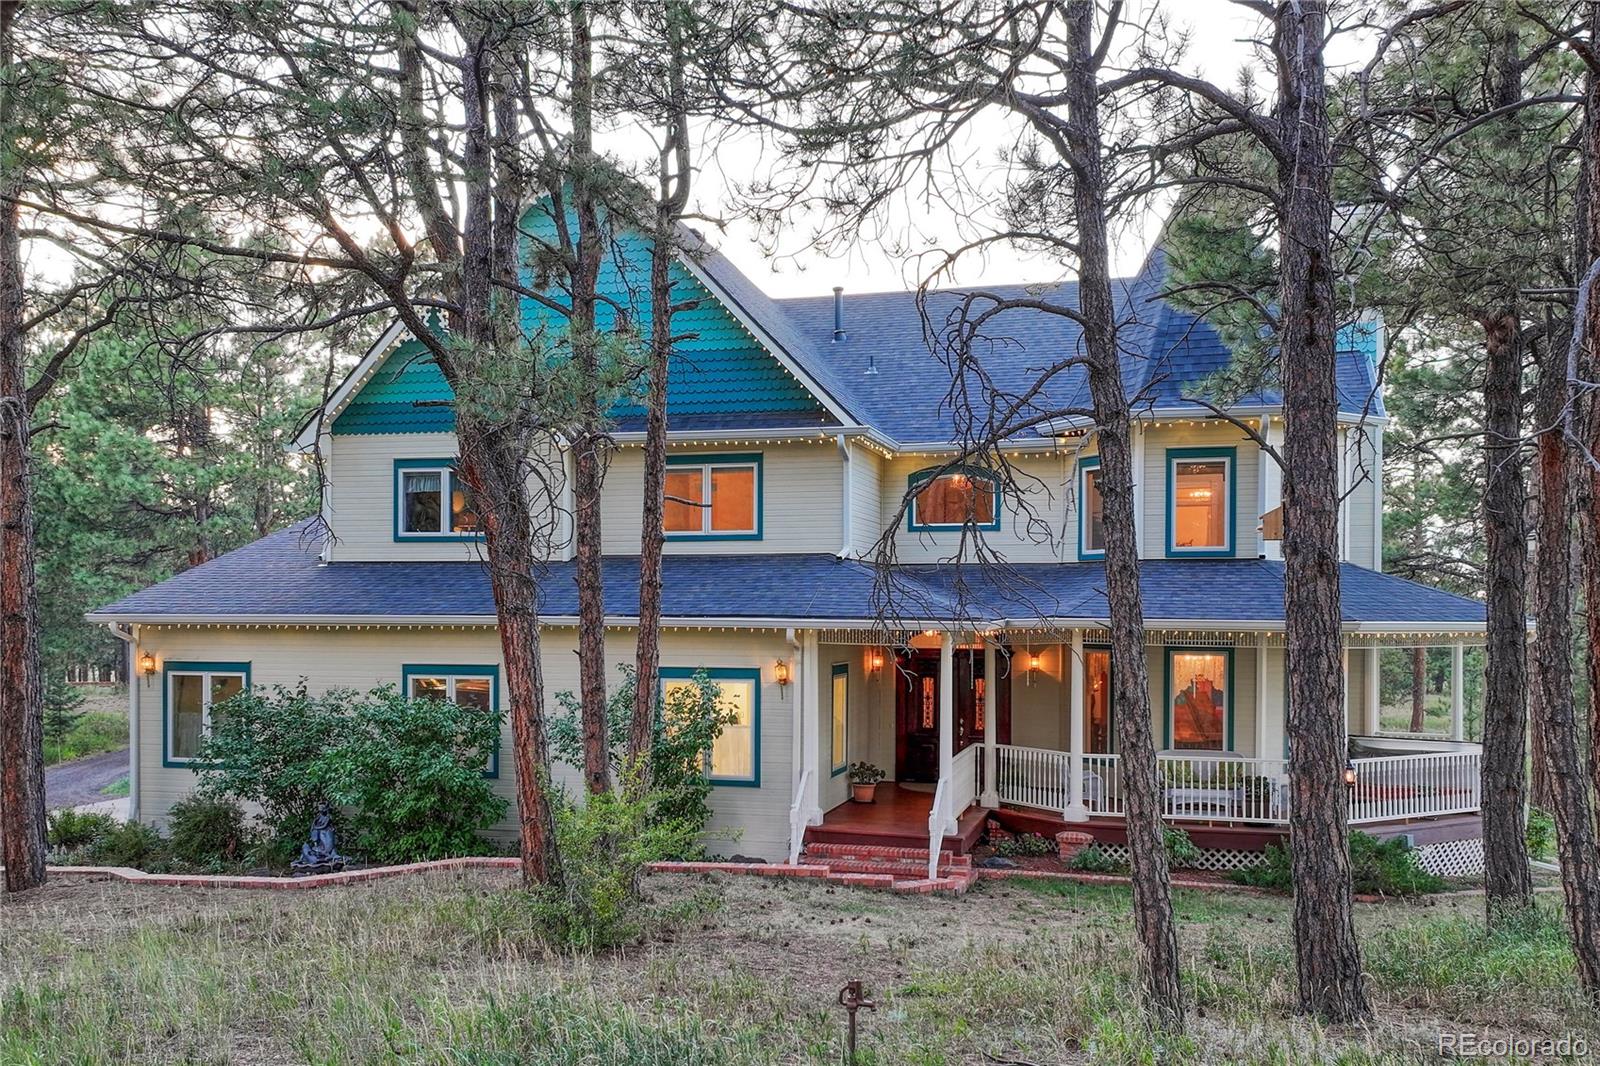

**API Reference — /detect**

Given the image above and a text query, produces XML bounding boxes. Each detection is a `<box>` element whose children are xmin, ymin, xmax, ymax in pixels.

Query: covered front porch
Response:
<box><xmin>787</xmin><ymin>623</ymin><xmax>1487</xmax><ymax>868</ymax></box>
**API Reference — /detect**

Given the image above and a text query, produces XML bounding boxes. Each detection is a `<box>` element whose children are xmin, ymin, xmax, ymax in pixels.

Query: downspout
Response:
<box><xmin>836</xmin><ymin>434</ymin><xmax>853</xmax><ymax>558</ymax></box>
<box><xmin>106</xmin><ymin>622</ymin><xmax>139</xmax><ymax>822</ymax></box>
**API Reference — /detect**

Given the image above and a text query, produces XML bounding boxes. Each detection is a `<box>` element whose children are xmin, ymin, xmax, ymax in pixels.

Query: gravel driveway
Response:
<box><xmin>45</xmin><ymin>749</ymin><xmax>130</xmax><ymax>810</ymax></box>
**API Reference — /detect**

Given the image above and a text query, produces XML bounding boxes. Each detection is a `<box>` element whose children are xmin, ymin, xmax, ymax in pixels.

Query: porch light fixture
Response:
<box><xmin>866</xmin><ymin>648</ymin><xmax>884</xmax><ymax>674</ymax></box>
<box><xmin>138</xmin><ymin>651</ymin><xmax>157</xmax><ymax>679</ymax></box>
<box><xmin>1342</xmin><ymin>761</ymin><xmax>1358</xmax><ymax>789</ymax></box>
<box><xmin>775</xmin><ymin>659</ymin><xmax>791</xmax><ymax>687</ymax></box>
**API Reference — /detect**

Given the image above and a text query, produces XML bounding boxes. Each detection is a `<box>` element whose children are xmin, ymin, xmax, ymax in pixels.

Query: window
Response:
<box><xmin>664</xmin><ymin>454</ymin><xmax>761</xmax><ymax>539</ymax></box>
<box><xmin>909</xmin><ymin>467</ymin><xmax>1000</xmax><ymax>531</ymax></box>
<box><xmin>1084</xmin><ymin>647</ymin><xmax>1113</xmax><ymax>753</ymax></box>
<box><xmin>403</xmin><ymin>665</ymin><xmax>500</xmax><ymax>775</ymax></box>
<box><xmin>395</xmin><ymin>459</ymin><xmax>481</xmax><ymax>539</ymax></box>
<box><xmin>1079</xmin><ymin>457</ymin><xmax>1104</xmax><ymax>558</ymax></box>
<box><xmin>1167</xmin><ymin>448</ymin><xmax>1235</xmax><ymax>556</ymax></box>
<box><xmin>830</xmin><ymin>664</ymin><xmax>849</xmax><ymax>775</ymax></box>
<box><xmin>660</xmin><ymin>667</ymin><xmax>760</xmax><ymax>786</ymax></box>
<box><xmin>1165</xmin><ymin>649</ymin><xmax>1232</xmax><ymax>750</ymax></box>
<box><xmin>165</xmin><ymin>661</ymin><xmax>249</xmax><ymax>766</ymax></box>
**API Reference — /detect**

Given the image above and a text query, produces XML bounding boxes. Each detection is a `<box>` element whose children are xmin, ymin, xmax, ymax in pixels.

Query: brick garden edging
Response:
<box><xmin>41</xmin><ymin>856</ymin><xmax>520</xmax><ymax>890</ymax></box>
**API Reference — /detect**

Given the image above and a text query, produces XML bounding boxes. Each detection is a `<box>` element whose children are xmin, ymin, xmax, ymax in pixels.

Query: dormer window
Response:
<box><xmin>395</xmin><ymin>459</ymin><xmax>481</xmax><ymax>540</ymax></box>
<box><xmin>664</xmin><ymin>453</ymin><xmax>762</xmax><ymax>540</ymax></box>
<box><xmin>908</xmin><ymin>467</ymin><xmax>1000</xmax><ymax>531</ymax></box>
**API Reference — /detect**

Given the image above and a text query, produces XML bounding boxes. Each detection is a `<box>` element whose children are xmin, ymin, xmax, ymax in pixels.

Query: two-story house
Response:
<box><xmin>90</xmin><ymin>227</ymin><xmax>1490</xmax><ymax>879</ymax></box>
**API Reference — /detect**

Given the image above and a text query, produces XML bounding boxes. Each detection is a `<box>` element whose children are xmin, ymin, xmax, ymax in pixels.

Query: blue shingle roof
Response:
<box><xmin>91</xmin><ymin>520</ymin><xmax>1483</xmax><ymax>627</ymax></box>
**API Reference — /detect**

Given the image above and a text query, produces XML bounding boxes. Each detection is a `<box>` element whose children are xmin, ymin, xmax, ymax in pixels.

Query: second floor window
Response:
<box><xmin>1079</xmin><ymin>458</ymin><xmax>1105</xmax><ymax>557</ymax></box>
<box><xmin>664</xmin><ymin>454</ymin><xmax>761</xmax><ymax>538</ymax></box>
<box><xmin>396</xmin><ymin>461</ymin><xmax>480</xmax><ymax>538</ymax></box>
<box><xmin>909</xmin><ymin>468</ymin><xmax>999</xmax><ymax>530</ymax></box>
<box><xmin>1167</xmin><ymin>448</ymin><xmax>1235</xmax><ymax>556</ymax></box>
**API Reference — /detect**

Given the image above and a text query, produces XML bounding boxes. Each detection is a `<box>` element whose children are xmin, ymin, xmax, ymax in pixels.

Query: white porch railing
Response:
<box><xmin>787</xmin><ymin>768</ymin><xmax>813</xmax><ymax>864</ymax></box>
<box><xmin>950</xmin><ymin>744</ymin><xmax>979</xmax><ymax>817</ymax></box>
<box><xmin>992</xmin><ymin>744</ymin><xmax>1481</xmax><ymax>826</ymax></box>
<box><xmin>926</xmin><ymin>778</ymin><xmax>950</xmax><ymax>881</ymax></box>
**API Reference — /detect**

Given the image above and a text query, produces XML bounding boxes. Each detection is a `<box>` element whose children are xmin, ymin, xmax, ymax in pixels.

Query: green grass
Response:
<box><xmin>1</xmin><ymin>871</ymin><xmax>1595</xmax><ymax>1065</ymax></box>
<box><xmin>43</xmin><ymin>709</ymin><xmax>128</xmax><ymax>767</ymax></box>
<box><xmin>99</xmin><ymin>776</ymin><xmax>129</xmax><ymax>798</ymax></box>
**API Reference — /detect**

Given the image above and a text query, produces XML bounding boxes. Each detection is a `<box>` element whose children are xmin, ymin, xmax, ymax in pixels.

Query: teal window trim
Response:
<box><xmin>401</xmin><ymin>663</ymin><xmax>501</xmax><ymax>778</ymax></box>
<box><xmin>1164</xmin><ymin>446</ymin><xmax>1237</xmax><ymax>558</ymax></box>
<box><xmin>163</xmin><ymin>660</ymin><xmax>251</xmax><ymax>769</ymax></box>
<box><xmin>659</xmin><ymin>665</ymin><xmax>761</xmax><ymax>787</ymax></box>
<box><xmin>830</xmin><ymin>663</ymin><xmax>849</xmax><ymax>776</ymax></box>
<box><xmin>1077</xmin><ymin>456</ymin><xmax>1104</xmax><ymax>560</ymax></box>
<box><xmin>393</xmin><ymin>458</ymin><xmax>484</xmax><ymax>543</ymax></box>
<box><xmin>1161</xmin><ymin>646</ymin><xmax>1235</xmax><ymax>751</ymax></box>
<box><xmin>663</xmin><ymin>452</ymin><xmax>763</xmax><ymax>542</ymax></box>
<box><xmin>907</xmin><ymin>465</ymin><xmax>1002</xmax><ymax>532</ymax></box>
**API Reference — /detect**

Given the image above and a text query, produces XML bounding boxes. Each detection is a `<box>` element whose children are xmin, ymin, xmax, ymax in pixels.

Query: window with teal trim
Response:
<box><xmin>1166</xmin><ymin>447</ymin><xmax>1236</xmax><ymax>557</ymax></box>
<box><xmin>830</xmin><ymin>664</ymin><xmax>849</xmax><ymax>775</ymax></box>
<box><xmin>1165</xmin><ymin>648</ymin><xmax>1233</xmax><ymax>751</ymax></box>
<box><xmin>164</xmin><ymin>661</ymin><xmax>250</xmax><ymax>767</ymax></box>
<box><xmin>403</xmin><ymin>664</ymin><xmax>500</xmax><ymax>776</ymax></box>
<box><xmin>908</xmin><ymin>467</ymin><xmax>1000</xmax><ymax>531</ymax></box>
<box><xmin>395</xmin><ymin>459</ymin><xmax>482</xmax><ymax>541</ymax></box>
<box><xmin>1078</xmin><ymin>457</ymin><xmax>1104</xmax><ymax>558</ymax></box>
<box><xmin>664</xmin><ymin>454</ymin><xmax>761</xmax><ymax>540</ymax></box>
<box><xmin>660</xmin><ymin>666</ymin><xmax>760</xmax><ymax>786</ymax></box>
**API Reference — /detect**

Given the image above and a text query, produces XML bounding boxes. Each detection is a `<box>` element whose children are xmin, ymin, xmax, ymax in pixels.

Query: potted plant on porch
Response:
<box><xmin>847</xmin><ymin>762</ymin><xmax>886</xmax><ymax>803</ymax></box>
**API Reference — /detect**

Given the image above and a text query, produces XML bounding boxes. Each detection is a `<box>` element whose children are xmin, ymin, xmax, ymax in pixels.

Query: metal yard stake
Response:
<box><xmin>837</xmin><ymin>979</ymin><xmax>876</xmax><ymax>1064</ymax></box>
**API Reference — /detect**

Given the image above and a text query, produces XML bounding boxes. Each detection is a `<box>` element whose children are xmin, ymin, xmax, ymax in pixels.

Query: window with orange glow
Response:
<box><xmin>1080</xmin><ymin>461</ymin><xmax>1105</xmax><ymax>555</ymax></box>
<box><xmin>1168</xmin><ymin>650</ymin><xmax>1229</xmax><ymax>750</ymax></box>
<box><xmin>663</xmin><ymin>458</ymin><xmax>759</xmax><ymax>537</ymax></box>
<box><xmin>1085</xmin><ymin>649</ymin><xmax>1112</xmax><ymax>753</ymax></box>
<box><xmin>910</xmin><ymin>470</ymin><xmax>998</xmax><ymax>529</ymax></box>
<box><xmin>1170</xmin><ymin>457</ymin><xmax>1230</xmax><ymax>552</ymax></box>
<box><xmin>921</xmin><ymin>675</ymin><xmax>935</xmax><ymax>728</ymax></box>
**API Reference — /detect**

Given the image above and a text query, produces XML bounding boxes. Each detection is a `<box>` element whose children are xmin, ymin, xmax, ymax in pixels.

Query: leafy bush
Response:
<box><xmin>994</xmin><ymin>832</ymin><xmax>1054</xmax><ymax>858</ymax></box>
<box><xmin>323</xmin><ymin>689</ymin><xmax>507</xmax><ymax>864</ymax></box>
<box><xmin>198</xmin><ymin>684</ymin><xmax>505</xmax><ymax>866</ymax></box>
<box><xmin>1163</xmin><ymin>827</ymin><xmax>1202</xmax><ymax>869</ymax></box>
<box><xmin>47</xmin><ymin>808</ymin><xmax>117</xmax><ymax>850</ymax></box>
<box><xmin>167</xmin><ymin>794</ymin><xmax>253</xmax><ymax>868</ymax></box>
<box><xmin>1228</xmin><ymin>833</ymin><xmax>1445</xmax><ymax>895</ymax></box>
<box><xmin>1066</xmin><ymin>842</ymin><xmax>1123</xmax><ymax>873</ymax></box>
<box><xmin>1525</xmin><ymin>806</ymin><xmax>1554</xmax><ymax>862</ymax></box>
<box><xmin>549</xmin><ymin>666</ymin><xmax>730</xmax><ymax>856</ymax></box>
<box><xmin>42</xmin><ymin>709</ymin><xmax>128</xmax><ymax>766</ymax></box>
<box><xmin>85</xmin><ymin>821</ymin><xmax>170</xmax><ymax>870</ymax></box>
<box><xmin>534</xmin><ymin>789</ymin><xmax>704</xmax><ymax>950</ymax></box>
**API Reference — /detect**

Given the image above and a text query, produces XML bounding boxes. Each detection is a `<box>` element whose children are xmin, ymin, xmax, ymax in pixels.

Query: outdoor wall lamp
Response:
<box><xmin>1342</xmin><ymin>761</ymin><xmax>1358</xmax><ymax>789</ymax></box>
<box><xmin>866</xmin><ymin>648</ymin><xmax>885</xmax><ymax>674</ymax></box>
<box><xmin>775</xmin><ymin>659</ymin><xmax>791</xmax><ymax>687</ymax></box>
<box><xmin>138</xmin><ymin>651</ymin><xmax>157</xmax><ymax>679</ymax></box>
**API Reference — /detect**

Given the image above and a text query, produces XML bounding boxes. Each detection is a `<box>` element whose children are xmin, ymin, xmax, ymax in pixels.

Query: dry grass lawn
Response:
<box><xmin>2</xmin><ymin>869</ymin><xmax>1594</xmax><ymax>1064</ymax></box>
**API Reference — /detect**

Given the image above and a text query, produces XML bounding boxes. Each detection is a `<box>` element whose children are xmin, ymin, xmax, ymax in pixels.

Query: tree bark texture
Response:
<box><xmin>1409</xmin><ymin>647</ymin><xmax>1427</xmax><ymax>733</ymax></box>
<box><xmin>1061</xmin><ymin>0</ymin><xmax>1185</xmax><ymax>1031</ymax></box>
<box><xmin>1478</xmin><ymin>311</ymin><xmax>1533</xmax><ymax>919</ymax></box>
<box><xmin>0</xmin><ymin>0</ymin><xmax>48</xmax><ymax>894</ymax></box>
<box><xmin>1273</xmin><ymin>0</ymin><xmax>1371</xmax><ymax>1023</ymax></box>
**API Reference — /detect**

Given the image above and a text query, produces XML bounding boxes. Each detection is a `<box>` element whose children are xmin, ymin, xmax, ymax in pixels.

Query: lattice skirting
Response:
<box><xmin>1413</xmin><ymin>836</ymin><xmax>1485</xmax><ymax>877</ymax></box>
<box><xmin>1096</xmin><ymin>844</ymin><xmax>1270</xmax><ymax>872</ymax></box>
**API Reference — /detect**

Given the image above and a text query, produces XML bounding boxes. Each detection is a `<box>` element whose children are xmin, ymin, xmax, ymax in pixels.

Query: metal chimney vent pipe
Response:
<box><xmin>832</xmin><ymin>286</ymin><xmax>846</xmax><ymax>342</ymax></box>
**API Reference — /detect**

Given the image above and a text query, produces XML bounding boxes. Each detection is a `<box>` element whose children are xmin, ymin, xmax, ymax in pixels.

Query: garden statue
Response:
<box><xmin>290</xmin><ymin>802</ymin><xmax>347</xmax><ymax>875</ymax></box>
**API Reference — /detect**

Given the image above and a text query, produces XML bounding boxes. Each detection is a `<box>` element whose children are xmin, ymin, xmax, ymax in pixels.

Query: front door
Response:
<box><xmin>894</xmin><ymin>648</ymin><xmax>1012</xmax><ymax>783</ymax></box>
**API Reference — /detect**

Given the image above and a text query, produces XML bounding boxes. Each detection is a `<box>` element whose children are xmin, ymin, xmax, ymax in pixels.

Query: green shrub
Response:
<box><xmin>41</xmin><ymin>676</ymin><xmax>87</xmax><ymax>747</ymax></box>
<box><xmin>1067</xmin><ymin>843</ymin><xmax>1123</xmax><ymax>873</ymax></box>
<box><xmin>549</xmin><ymin>666</ymin><xmax>729</xmax><ymax>857</ymax></box>
<box><xmin>534</xmin><ymin>789</ymin><xmax>703</xmax><ymax>950</ymax></box>
<box><xmin>1227</xmin><ymin>833</ymin><xmax>1444</xmax><ymax>895</ymax></box>
<box><xmin>167</xmin><ymin>794</ymin><xmax>253</xmax><ymax>868</ymax></box>
<box><xmin>994</xmin><ymin>832</ymin><xmax>1054</xmax><ymax>858</ymax></box>
<box><xmin>198</xmin><ymin>684</ymin><xmax>505</xmax><ymax>866</ymax></box>
<box><xmin>1525</xmin><ymin>806</ymin><xmax>1555</xmax><ymax>861</ymax></box>
<box><xmin>85</xmin><ymin>821</ymin><xmax>170</xmax><ymax>870</ymax></box>
<box><xmin>46</xmin><ymin>809</ymin><xmax>117</xmax><ymax>850</ymax></box>
<box><xmin>42</xmin><ymin>709</ymin><xmax>128</xmax><ymax>766</ymax></box>
<box><xmin>1163</xmin><ymin>826</ymin><xmax>1201</xmax><ymax>869</ymax></box>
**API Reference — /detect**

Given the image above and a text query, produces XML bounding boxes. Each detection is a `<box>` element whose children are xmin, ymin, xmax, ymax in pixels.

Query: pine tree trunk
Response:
<box><xmin>0</xmin><ymin>0</ymin><xmax>48</xmax><ymax>894</ymax></box>
<box><xmin>1478</xmin><ymin>310</ymin><xmax>1533</xmax><ymax>920</ymax></box>
<box><xmin>1273</xmin><ymin>0</ymin><xmax>1370</xmax><ymax>1023</ymax></box>
<box><xmin>1062</xmin><ymin>1</ymin><xmax>1184</xmax><ymax>1031</ymax></box>
<box><xmin>1409</xmin><ymin>647</ymin><xmax>1427</xmax><ymax>732</ymax></box>
<box><xmin>629</xmin><ymin>230</ymin><xmax>669</xmax><ymax>790</ymax></box>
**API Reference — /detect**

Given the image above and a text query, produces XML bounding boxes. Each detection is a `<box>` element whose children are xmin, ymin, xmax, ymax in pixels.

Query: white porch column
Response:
<box><xmin>1341</xmin><ymin>648</ymin><xmax>1351</xmax><ymax>740</ymax></box>
<box><xmin>1255</xmin><ymin>634</ymin><xmax>1269</xmax><ymax>758</ymax></box>
<box><xmin>980</xmin><ymin>639</ymin><xmax>999</xmax><ymax>807</ymax></box>
<box><xmin>1064</xmin><ymin>629</ymin><xmax>1090</xmax><ymax>821</ymax></box>
<box><xmin>1261</xmin><ymin>419</ymin><xmax>1284</xmax><ymax>561</ymax></box>
<box><xmin>1450</xmin><ymin>642</ymin><xmax>1466</xmax><ymax>741</ymax></box>
<box><xmin>939</xmin><ymin>631</ymin><xmax>956</xmax><ymax>831</ymax></box>
<box><xmin>798</xmin><ymin>629</ymin><xmax>823</xmax><ymax>825</ymax></box>
<box><xmin>1364</xmin><ymin>645</ymin><xmax>1381</xmax><ymax>736</ymax></box>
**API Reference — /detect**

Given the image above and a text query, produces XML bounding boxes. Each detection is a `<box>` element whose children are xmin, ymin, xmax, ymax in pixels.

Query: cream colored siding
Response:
<box><xmin>1344</xmin><ymin>426</ymin><xmax>1382</xmax><ymax>568</ymax></box>
<box><xmin>885</xmin><ymin>452</ymin><xmax>1075</xmax><ymax>564</ymax></box>
<box><xmin>1008</xmin><ymin>643</ymin><xmax>1067</xmax><ymax>749</ymax></box>
<box><xmin>1140</xmin><ymin>423</ymin><xmax>1262</xmax><ymax>560</ymax></box>
<box><xmin>1346</xmin><ymin>648</ymin><xmax>1366</xmax><ymax>736</ymax></box>
<box><xmin>848</xmin><ymin>445</ymin><xmax>885</xmax><ymax>557</ymax></box>
<box><xmin>1261</xmin><ymin>646</ymin><xmax>1288</xmax><ymax>759</ymax></box>
<box><xmin>601</xmin><ymin>442</ymin><xmax>842</xmax><ymax>555</ymax></box>
<box><xmin>131</xmin><ymin>625</ymin><xmax>797</xmax><ymax>860</ymax></box>
<box><xmin>817</xmin><ymin>647</ymin><xmax>867</xmax><ymax>810</ymax></box>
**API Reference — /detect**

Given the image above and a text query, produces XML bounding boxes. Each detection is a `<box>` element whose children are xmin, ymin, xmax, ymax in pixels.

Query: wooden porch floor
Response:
<box><xmin>806</xmin><ymin>783</ymin><xmax>988</xmax><ymax>854</ymax></box>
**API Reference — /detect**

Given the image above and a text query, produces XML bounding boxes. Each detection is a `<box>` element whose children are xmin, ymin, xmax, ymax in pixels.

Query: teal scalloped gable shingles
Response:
<box><xmin>332</xmin><ymin>211</ymin><xmax>825</xmax><ymax>436</ymax></box>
